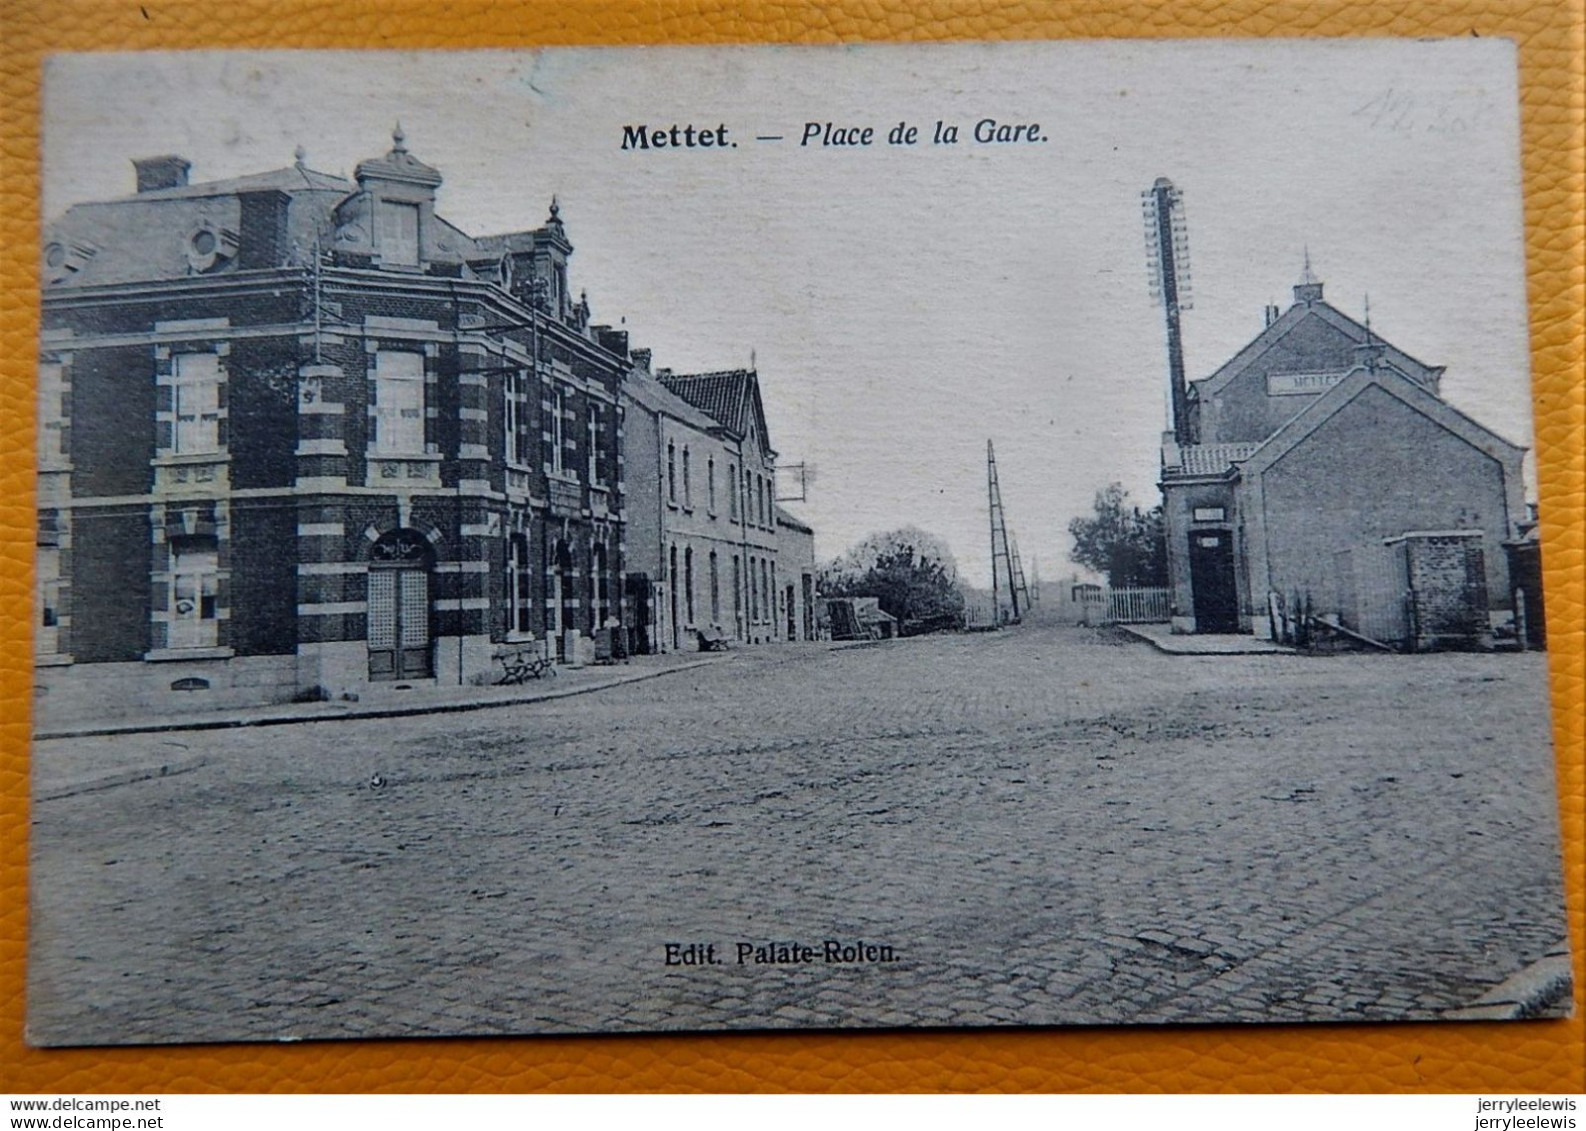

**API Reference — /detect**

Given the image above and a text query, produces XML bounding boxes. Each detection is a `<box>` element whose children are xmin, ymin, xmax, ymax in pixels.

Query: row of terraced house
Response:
<box><xmin>35</xmin><ymin>130</ymin><xmax>818</xmax><ymax>725</ymax></box>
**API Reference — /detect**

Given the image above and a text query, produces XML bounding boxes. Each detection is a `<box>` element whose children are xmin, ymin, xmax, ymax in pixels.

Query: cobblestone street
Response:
<box><xmin>27</xmin><ymin>625</ymin><xmax>1572</xmax><ymax>1045</ymax></box>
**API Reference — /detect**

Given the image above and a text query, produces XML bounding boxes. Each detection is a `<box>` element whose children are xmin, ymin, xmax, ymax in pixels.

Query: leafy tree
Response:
<box><xmin>1068</xmin><ymin>483</ymin><xmax>1168</xmax><ymax>588</ymax></box>
<box><xmin>821</xmin><ymin>527</ymin><xmax>966</xmax><ymax>630</ymax></box>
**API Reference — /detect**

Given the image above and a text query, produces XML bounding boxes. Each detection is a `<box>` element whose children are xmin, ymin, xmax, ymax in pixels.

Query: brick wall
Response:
<box><xmin>1255</xmin><ymin>385</ymin><xmax>1514</xmax><ymax>612</ymax></box>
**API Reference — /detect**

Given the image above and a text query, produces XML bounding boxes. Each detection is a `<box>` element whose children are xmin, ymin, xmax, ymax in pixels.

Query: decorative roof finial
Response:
<box><xmin>750</xmin><ymin>347</ymin><xmax>757</xmax><ymax>371</ymax></box>
<box><xmin>1363</xmin><ymin>292</ymin><xmax>1373</xmax><ymax>340</ymax></box>
<box><xmin>1299</xmin><ymin>246</ymin><xmax>1318</xmax><ymax>286</ymax></box>
<box><xmin>548</xmin><ymin>195</ymin><xmax>561</xmax><ymax>223</ymax></box>
<box><xmin>293</xmin><ymin>144</ymin><xmax>308</xmax><ymax>168</ymax></box>
<box><xmin>392</xmin><ymin>122</ymin><xmax>407</xmax><ymax>154</ymax></box>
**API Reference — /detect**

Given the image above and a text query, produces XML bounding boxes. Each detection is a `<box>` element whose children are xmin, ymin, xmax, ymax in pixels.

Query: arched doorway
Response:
<box><xmin>368</xmin><ymin>528</ymin><xmax>435</xmax><ymax>681</ymax></box>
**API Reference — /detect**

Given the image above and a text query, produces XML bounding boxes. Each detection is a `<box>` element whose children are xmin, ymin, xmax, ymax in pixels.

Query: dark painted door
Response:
<box><xmin>1189</xmin><ymin>529</ymin><xmax>1239</xmax><ymax>634</ymax></box>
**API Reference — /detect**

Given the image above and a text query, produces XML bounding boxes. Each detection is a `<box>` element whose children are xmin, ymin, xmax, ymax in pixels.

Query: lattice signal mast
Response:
<box><xmin>1143</xmin><ymin>177</ymin><xmax>1194</xmax><ymax>444</ymax></box>
<box><xmin>987</xmin><ymin>440</ymin><xmax>1021</xmax><ymax>625</ymax></box>
<box><xmin>1009</xmin><ymin>535</ymin><xmax>1032</xmax><ymax>617</ymax></box>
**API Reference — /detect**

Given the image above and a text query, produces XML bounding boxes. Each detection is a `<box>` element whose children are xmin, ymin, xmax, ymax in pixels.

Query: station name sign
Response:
<box><xmin>1267</xmin><ymin>370</ymin><xmax>1347</xmax><ymax>396</ymax></box>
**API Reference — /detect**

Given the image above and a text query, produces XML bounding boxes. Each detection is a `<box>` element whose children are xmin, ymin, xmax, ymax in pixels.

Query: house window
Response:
<box><xmin>732</xmin><ymin>554</ymin><xmax>742</xmax><ymax>639</ymax></box>
<box><xmin>593</xmin><ymin>542</ymin><xmax>609</xmax><ymax>629</ymax></box>
<box><xmin>709</xmin><ymin>550</ymin><xmax>720</xmax><ymax>623</ymax></box>
<box><xmin>37</xmin><ymin>545</ymin><xmax>60</xmax><ymax>656</ymax></box>
<box><xmin>748</xmin><ymin>555</ymin><xmax>758</xmax><ymax>621</ymax></box>
<box><xmin>707</xmin><ymin>457</ymin><xmax>716</xmax><ymax>515</ymax></box>
<box><xmin>506</xmin><ymin>532</ymin><xmax>532</xmax><ymax>636</ymax></box>
<box><xmin>761</xmin><ymin>559</ymin><xmax>771</xmax><ymax>624</ymax></box>
<box><xmin>168</xmin><ymin>537</ymin><xmax>219</xmax><ymax>650</ymax></box>
<box><xmin>378</xmin><ymin>201</ymin><xmax>420</xmax><ymax>267</ymax></box>
<box><xmin>169</xmin><ymin>352</ymin><xmax>223</xmax><ymax>455</ymax></box>
<box><xmin>551</xmin><ymin>387</ymin><xmax>567</xmax><ymax>474</ymax></box>
<box><xmin>728</xmin><ymin>462</ymin><xmax>739</xmax><ymax>521</ymax></box>
<box><xmin>587</xmin><ymin>404</ymin><xmax>603</xmax><ymax>485</ymax></box>
<box><xmin>38</xmin><ymin>361</ymin><xmax>67</xmax><ymax>465</ymax></box>
<box><xmin>684</xmin><ymin>546</ymin><xmax>695</xmax><ymax>625</ymax></box>
<box><xmin>667</xmin><ymin>441</ymin><xmax>677</xmax><ymax>504</ymax></box>
<box><xmin>372</xmin><ymin>350</ymin><xmax>425</xmax><ymax>455</ymax></box>
<box><xmin>505</xmin><ymin>369</ymin><xmax>527</xmax><ymax>465</ymax></box>
<box><xmin>682</xmin><ymin>446</ymin><xmax>693</xmax><ymax>509</ymax></box>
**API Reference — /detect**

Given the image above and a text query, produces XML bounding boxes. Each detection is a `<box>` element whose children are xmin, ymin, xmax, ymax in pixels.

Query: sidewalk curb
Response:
<box><xmin>35</xmin><ymin>657</ymin><xmax>727</xmax><ymax>742</ymax></box>
<box><xmin>37</xmin><ymin>755</ymin><xmax>210</xmax><ymax>802</ymax></box>
<box><xmin>1118</xmin><ymin>624</ymin><xmax>1297</xmax><ymax>656</ymax></box>
<box><xmin>1443</xmin><ymin>943</ymin><xmax>1576</xmax><ymax>1020</ymax></box>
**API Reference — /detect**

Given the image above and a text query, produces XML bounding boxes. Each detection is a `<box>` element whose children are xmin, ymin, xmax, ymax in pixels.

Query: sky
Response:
<box><xmin>42</xmin><ymin>40</ymin><xmax>1535</xmax><ymax>588</ymax></box>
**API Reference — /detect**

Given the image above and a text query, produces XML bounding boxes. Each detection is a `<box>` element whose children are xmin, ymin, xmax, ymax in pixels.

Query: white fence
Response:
<box><xmin>1106</xmin><ymin>586</ymin><xmax>1171</xmax><ymax>624</ymax></box>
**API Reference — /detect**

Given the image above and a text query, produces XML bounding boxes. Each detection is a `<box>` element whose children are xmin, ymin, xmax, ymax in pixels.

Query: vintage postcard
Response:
<box><xmin>28</xmin><ymin>40</ymin><xmax>1572</xmax><ymax>1046</ymax></box>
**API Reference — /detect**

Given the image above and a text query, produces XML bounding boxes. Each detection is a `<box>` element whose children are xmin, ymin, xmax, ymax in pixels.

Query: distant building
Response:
<box><xmin>776</xmin><ymin>505</ymin><xmax>817</xmax><ymax>642</ymax></box>
<box><xmin>620</xmin><ymin>358</ymin><xmax>803</xmax><ymax>651</ymax></box>
<box><xmin>36</xmin><ymin>131</ymin><xmax>632</xmax><ymax>721</ymax></box>
<box><xmin>1158</xmin><ymin>262</ymin><xmax>1526</xmax><ymax>646</ymax></box>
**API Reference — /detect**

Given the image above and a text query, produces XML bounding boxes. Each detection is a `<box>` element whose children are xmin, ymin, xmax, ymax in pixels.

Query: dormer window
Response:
<box><xmin>378</xmin><ymin>201</ymin><xmax>420</xmax><ymax>267</ymax></box>
<box><xmin>185</xmin><ymin>224</ymin><xmax>238</xmax><ymax>274</ymax></box>
<box><xmin>42</xmin><ymin>239</ymin><xmax>97</xmax><ymax>286</ymax></box>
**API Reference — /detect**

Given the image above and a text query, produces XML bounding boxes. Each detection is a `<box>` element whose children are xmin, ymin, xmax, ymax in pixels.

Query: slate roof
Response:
<box><xmin>1168</xmin><ymin>366</ymin><xmax>1525</xmax><ymax>483</ymax></box>
<box><xmin>775</xmin><ymin>504</ymin><xmax>813</xmax><ymax>534</ymax></box>
<box><xmin>1174</xmin><ymin>442</ymin><xmax>1261</xmax><ymax>476</ymax></box>
<box><xmin>101</xmin><ymin>164</ymin><xmax>354</xmax><ymax>202</ymax></box>
<box><xmin>1193</xmin><ymin>295</ymin><xmax>1443</xmax><ymax>400</ymax></box>
<box><xmin>622</xmin><ymin>369</ymin><xmax>722</xmax><ymax>432</ymax></box>
<box><xmin>658</xmin><ymin>369</ymin><xmax>773</xmax><ymax>451</ymax></box>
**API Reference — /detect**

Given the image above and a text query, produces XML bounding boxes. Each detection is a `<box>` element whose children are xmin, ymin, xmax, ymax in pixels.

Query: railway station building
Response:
<box><xmin>1158</xmin><ymin>264</ymin><xmax>1527</xmax><ymax>647</ymax></box>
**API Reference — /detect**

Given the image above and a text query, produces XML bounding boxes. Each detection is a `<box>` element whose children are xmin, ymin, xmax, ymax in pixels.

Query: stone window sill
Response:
<box><xmin>144</xmin><ymin>646</ymin><xmax>235</xmax><ymax>662</ymax></box>
<box><xmin>153</xmin><ymin>452</ymin><xmax>230</xmax><ymax>467</ymax></box>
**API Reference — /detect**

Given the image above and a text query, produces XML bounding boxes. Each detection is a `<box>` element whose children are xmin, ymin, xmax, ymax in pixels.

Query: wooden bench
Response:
<box><xmin>695</xmin><ymin>625</ymin><xmax>731</xmax><ymax>652</ymax></box>
<box><xmin>495</xmin><ymin>643</ymin><xmax>556</xmax><ymax>684</ymax></box>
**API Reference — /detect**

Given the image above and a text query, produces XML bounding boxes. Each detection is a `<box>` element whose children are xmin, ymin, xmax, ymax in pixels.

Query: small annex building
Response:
<box><xmin>1159</xmin><ymin>264</ymin><xmax>1527</xmax><ymax>648</ymax></box>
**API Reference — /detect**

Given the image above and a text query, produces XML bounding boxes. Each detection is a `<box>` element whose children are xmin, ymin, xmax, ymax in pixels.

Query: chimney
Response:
<box><xmin>237</xmin><ymin>190</ymin><xmax>292</xmax><ymax>269</ymax></box>
<box><xmin>1264</xmin><ymin>303</ymin><xmax>1280</xmax><ymax>327</ymax></box>
<box><xmin>593</xmin><ymin>325</ymin><xmax>629</xmax><ymax>358</ymax></box>
<box><xmin>133</xmin><ymin>155</ymin><xmax>191</xmax><ymax>193</ymax></box>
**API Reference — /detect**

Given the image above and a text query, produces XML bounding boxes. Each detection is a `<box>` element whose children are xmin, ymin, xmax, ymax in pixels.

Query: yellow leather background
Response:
<box><xmin>0</xmin><ymin>0</ymin><xmax>1579</xmax><ymax>1094</ymax></box>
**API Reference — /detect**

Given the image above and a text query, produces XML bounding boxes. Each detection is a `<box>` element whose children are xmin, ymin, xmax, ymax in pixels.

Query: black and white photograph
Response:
<box><xmin>28</xmin><ymin>39</ymin><xmax>1573</xmax><ymax>1046</ymax></box>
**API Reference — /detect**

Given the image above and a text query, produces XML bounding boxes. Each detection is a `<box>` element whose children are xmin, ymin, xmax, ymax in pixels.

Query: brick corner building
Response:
<box><xmin>36</xmin><ymin>130</ymin><xmax>635</xmax><ymax>723</ymax></box>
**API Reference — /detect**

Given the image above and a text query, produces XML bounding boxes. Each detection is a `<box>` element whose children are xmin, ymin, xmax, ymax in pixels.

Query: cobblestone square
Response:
<box><xmin>27</xmin><ymin>625</ymin><xmax>1572</xmax><ymax>1045</ymax></box>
